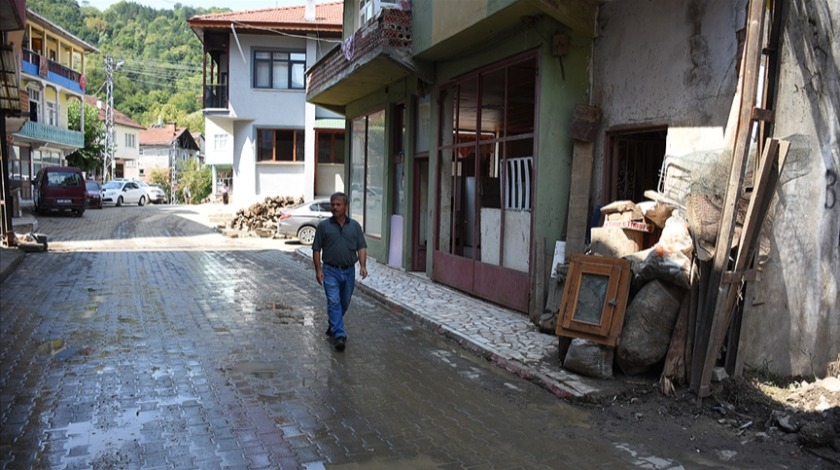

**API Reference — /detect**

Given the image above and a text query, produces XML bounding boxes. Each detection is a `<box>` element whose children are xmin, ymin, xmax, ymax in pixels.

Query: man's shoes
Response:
<box><xmin>325</xmin><ymin>325</ymin><xmax>333</xmax><ymax>337</ymax></box>
<box><xmin>334</xmin><ymin>337</ymin><xmax>346</xmax><ymax>351</ymax></box>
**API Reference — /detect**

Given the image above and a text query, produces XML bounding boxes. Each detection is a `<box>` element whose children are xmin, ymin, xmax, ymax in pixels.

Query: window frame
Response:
<box><xmin>316</xmin><ymin>129</ymin><xmax>345</xmax><ymax>164</ymax></box>
<box><xmin>252</xmin><ymin>49</ymin><xmax>306</xmax><ymax>90</ymax></box>
<box><xmin>556</xmin><ymin>254</ymin><xmax>633</xmax><ymax>347</ymax></box>
<box><xmin>256</xmin><ymin>128</ymin><xmax>305</xmax><ymax>163</ymax></box>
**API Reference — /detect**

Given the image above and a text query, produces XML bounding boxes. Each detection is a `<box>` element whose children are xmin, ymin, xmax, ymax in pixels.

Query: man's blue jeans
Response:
<box><xmin>323</xmin><ymin>264</ymin><xmax>355</xmax><ymax>339</ymax></box>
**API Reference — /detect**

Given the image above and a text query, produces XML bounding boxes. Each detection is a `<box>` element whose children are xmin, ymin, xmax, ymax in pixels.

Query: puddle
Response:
<box><xmin>614</xmin><ymin>443</ymin><xmax>684</xmax><ymax>469</ymax></box>
<box><xmin>228</xmin><ymin>361</ymin><xmax>286</xmax><ymax>379</ymax></box>
<box><xmin>38</xmin><ymin>339</ymin><xmax>67</xmax><ymax>356</ymax></box>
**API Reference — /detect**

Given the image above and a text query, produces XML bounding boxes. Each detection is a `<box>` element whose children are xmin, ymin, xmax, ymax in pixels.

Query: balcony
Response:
<box><xmin>21</xmin><ymin>49</ymin><xmax>86</xmax><ymax>94</ymax></box>
<box><xmin>307</xmin><ymin>8</ymin><xmax>425</xmax><ymax>113</ymax></box>
<box><xmin>14</xmin><ymin>120</ymin><xmax>84</xmax><ymax>150</ymax></box>
<box><xmin>202</xmin><ymin>84</ymin><xmax>228</xmax><ymax>110</ymax></box>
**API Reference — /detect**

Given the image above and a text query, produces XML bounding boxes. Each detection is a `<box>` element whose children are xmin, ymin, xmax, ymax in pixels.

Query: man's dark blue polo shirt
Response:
<box><xmin>312</xmin><ymin>216</ymin><xmax>367</xmax><ymax>268</ymax></box>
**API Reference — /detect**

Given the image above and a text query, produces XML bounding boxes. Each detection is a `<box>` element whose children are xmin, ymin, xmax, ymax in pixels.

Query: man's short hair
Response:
<box><xmin>330</xmin><ymin>192</ymin><xmax>349</xmax><ymax>205</ymax></box>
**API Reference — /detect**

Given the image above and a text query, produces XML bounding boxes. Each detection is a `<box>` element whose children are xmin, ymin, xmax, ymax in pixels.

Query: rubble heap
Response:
<box><xmin>226</xmin><ymin>196</ymin><xmax>303</xmax><ymax>234</ymax></box>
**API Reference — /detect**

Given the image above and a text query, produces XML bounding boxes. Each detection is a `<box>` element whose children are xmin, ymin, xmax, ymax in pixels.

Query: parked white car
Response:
<box><xmin>102</xmin><ymin>180</ymin><xmax>147</xmax><ymax>207</ymax></box>
<box><xmin>136</xmin><ymin>180</ymin><xmax>167</xmax><ymax>204</ymax></box>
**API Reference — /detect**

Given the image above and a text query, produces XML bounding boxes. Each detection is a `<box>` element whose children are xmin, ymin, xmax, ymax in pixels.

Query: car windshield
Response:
<box><xmin>85</xmin><ymin>181</ymin><xmax>100</xmax><ymax>191</ymax></box>
<box><xmin>102</xmin><ymin>181</ymin><xmax>122</xmax><ymax>190</ymax></box>
<box><xmin>136</xmin><ymin>181</ymin><xmax>149</xmax><ymax>187</ymax></box>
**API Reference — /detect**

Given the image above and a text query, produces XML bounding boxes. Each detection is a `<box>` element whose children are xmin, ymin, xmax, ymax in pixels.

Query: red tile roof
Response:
<box><xmin>140</xmin><ymin>124</ymin><xmax>188</xmax><ymax>146</ymax></box>
<box><xmin>84</xmin><ymin>95</ymin><xmax>145</xmax><ymax>130</ymax></box>
<box><xmin>188</xmin><ymin>1</ymin><xmax>343</xmax><ymax>32</ymax></box>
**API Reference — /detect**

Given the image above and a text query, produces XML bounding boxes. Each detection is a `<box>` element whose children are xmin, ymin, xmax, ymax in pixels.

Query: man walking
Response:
<box><xmin>312</xmin><ymin>192</ymin><xmax>368</xmax><ymax>351</ymax></box>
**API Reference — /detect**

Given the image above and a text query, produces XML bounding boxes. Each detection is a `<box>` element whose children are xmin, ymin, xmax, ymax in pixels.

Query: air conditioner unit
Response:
<box><xmin>377</xmin><ymin>0</ymin><xmax>403</xmax><ymax>10</ymax></box>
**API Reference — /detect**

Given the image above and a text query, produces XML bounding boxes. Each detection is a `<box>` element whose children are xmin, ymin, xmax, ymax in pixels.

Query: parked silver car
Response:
<box><xmin>102</xmin><ymin>180</ymin><xmax>147</xmax><ymax>207</ymax></box>
<box><xmin>276</xmin><ymin>199</ymin><xmax>332</xmax><ymax>245</ymax></box>
<box><xmin>137</xmin><ymin>180</ymin><xmax>167</xmax><ymax>204</ymax></box>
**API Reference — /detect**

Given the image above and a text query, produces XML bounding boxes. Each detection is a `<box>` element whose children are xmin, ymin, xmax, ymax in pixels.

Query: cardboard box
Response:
<box><xmin>603</xmin><ymin>219</ymin><xmax>654</xmax><ymax>232</ymax></box>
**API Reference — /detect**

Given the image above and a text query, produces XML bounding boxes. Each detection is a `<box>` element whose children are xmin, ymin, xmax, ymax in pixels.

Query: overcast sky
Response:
<box><xmin>80</xmin><ymin>0</ymin><xmax>322</xmax><ymax>12</ymax></box>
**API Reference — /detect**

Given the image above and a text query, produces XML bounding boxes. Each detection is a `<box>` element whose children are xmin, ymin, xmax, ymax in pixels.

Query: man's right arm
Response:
<box><xmin>313</xmin><ymin>250</ymin><xmax>324</xmax><ymax>285</ymax></box>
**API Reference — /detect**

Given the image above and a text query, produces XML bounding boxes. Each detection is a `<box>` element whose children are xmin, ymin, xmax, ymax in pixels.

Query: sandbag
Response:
<box><xmin>563</xmin><ymin>339</ymin><xmax>614</xmax><ymax>379</ymax></box>
<box><xmin>616</xmin><ymin>280</ymin><xmax>684</xmax><ymax>376</ymax></box>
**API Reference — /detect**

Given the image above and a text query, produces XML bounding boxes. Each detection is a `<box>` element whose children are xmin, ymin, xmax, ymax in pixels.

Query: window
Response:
<box><xmin>504</xmin><ymin>157</ymin><xmax>533</xmax><ymax>210</ymax></box>
<box><xmin>350</xmin><ymin>110</ymin><xmax>385</xmax><ymax>237</ymax></box>
<box><xmin>316</xmin><ymin>130</ymin><xmax>345</xmax><ymax>164</ymax></box>
<box><xmin>214</xmin><ymin>133</ymin><xmax>228</xmax><ymax>151</ymax></box>
<box><xmin>125</xmin><ymin>134</ymin><xmax>136</xmax><ymax>148</ymax></box>
<box><xmin>436</xmin><ymin>52</ymin><xmax>538</xmax><ymax>266</ymax></box>
<box><xmin>46</xmin><ymin>171</ymin><xmax>83</xmax><ymax>187</ymax></box>
<box><xmin>253</xmin><ymin>50</ymin><xmax>306</xmax><ymax>89</ymax></box>
<box><xmin>46</xmin><ymin>101</ymin><xmax>58</xmax><ymax>126</ymax></box>
<box><xmin>359</xmin><ymin>0</ymin><xmax>375</xmax><ymax>26</ymax></box>
<box><xmin>257</xmin><ymin>129</ymin><xmax>304</xmax><ymax>162</ymax></box>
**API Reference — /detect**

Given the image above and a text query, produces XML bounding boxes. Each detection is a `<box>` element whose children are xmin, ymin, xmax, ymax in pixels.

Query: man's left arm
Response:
<box><xmin>358</xmin><ymin>248</ymin><xmax>368</xmax><ymax>279</ymax></box>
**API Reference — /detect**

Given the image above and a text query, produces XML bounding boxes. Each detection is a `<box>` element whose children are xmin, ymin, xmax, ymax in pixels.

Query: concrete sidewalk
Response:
<box><xmin>0</xmin><ymin>246</ymin><xmax>24</xmax><ymax>284</ymax></box>
<box><xmin>0</xmin><ymin>208</ymin><xmax>38</xmax><ymax>284</ymax></box>
<box><xmin>294</xmin><ymin>247</ymin><xmax>602</xmax><ymax>398</ymax></box>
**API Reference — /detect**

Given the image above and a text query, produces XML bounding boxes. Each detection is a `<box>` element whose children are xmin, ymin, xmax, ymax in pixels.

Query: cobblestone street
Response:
<box><xmin>0</xmin><ymin>206</ymin><xmax>634</xmax><ymax>469</ymax></box>
<box><xmin>1</xmin><ymin>205</ymin><xmax>830</xmax><ymax>469</ymax></box>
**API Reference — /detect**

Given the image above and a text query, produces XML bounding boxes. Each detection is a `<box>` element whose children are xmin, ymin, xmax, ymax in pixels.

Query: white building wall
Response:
<box><xmin>592</xmin><ymin>0</ymin><xmax>745</xmax><ymax>191</ymax></box>
<box><xmin>220</xmin><ymin>32</ymin><xmax>336</xmax><ymax>209</ymax></box>
<box><xmin>204</xmin><ymin>119</ymin><xmax>234</xmax><ymax>166</ymax></box>
<box><xmin>117</xmin><ymin>124</ymin><xmax>142</xmax><ymax>179</ymax></box>
<box><xmin>738</xmin><ymin>1</ymin><xmax>840</xmax><ymax>377</ymax></box>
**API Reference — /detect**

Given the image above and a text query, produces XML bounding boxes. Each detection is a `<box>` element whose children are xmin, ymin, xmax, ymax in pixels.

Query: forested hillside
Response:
<box><xmin>27</xmin><ymin>0</ymin><xmax>230</xmax><ymax>133</ymax></box>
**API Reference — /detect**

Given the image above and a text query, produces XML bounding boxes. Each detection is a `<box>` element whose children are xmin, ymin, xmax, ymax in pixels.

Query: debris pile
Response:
<box><xmin>226</xmin><ymin>196</ymin><xmax>303</xmax><ymax>235</ymax></box>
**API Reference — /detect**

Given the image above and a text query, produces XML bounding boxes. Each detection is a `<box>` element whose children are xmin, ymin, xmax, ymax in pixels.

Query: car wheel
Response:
<box><xmin>76</xmin><ymin>209</ymin><xmax>85</xmax><ymax>217</ymax></box>
<box><xmin>138</xmin><ymin>196</ymin><xmax>146</xmax><ymax>207</ymax></box>
<box><xmin>297</xmin><ymin>226</ymin><xmax>317</xmax><ymax>245</ymax></box>
<box><xmin>116</xmin><ymin>196</ymin><xmax>123</xmax><ymax>207</ymax></box>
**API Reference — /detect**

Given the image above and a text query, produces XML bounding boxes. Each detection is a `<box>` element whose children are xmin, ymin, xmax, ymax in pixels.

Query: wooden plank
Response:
<box><xmin>531</xmin><ymin>236</ymin><xmax>545</xmax><ymax>324</ymax></box>
<box><xmin>697</xmin><ymin>138</ymin><xmax>789</xmax><ymax>395</ymax></box>
<box><xmin>691</xmin><ymin>0</ymin><xmax>767</xmax><ymax>397</ymax></box>
<box><xmin>565</xmin><ymin>141</ymin><xmax>594</xmax><ymax>256</ymax></box>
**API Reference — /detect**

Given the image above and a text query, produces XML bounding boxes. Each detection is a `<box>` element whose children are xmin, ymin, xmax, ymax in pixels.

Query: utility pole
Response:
<box><xmin>103</xmin><ymin>56</ymin><xmax>122</xmax><ymax>181</ymax></box>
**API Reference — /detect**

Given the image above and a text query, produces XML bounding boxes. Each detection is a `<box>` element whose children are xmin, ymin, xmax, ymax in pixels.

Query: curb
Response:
<box><xmin>0</xmin><ymin>248</ymin><xmax>25</xmax><ymax>284</ymax></box>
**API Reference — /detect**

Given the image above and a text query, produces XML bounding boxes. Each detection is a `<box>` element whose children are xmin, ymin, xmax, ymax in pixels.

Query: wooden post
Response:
<box><xmin>566</xmin><ymin>141</ymin><xmax>595</xmax><ymax>255</ymax></box>
<box><xmin>691</xmin><ymin>0</ymin><xmax>767</xmax><ymax>396</ymax></box>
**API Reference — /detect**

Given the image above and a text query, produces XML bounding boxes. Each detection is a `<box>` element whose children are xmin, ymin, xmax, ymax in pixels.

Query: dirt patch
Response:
<box><xmin>566</xmin><ymin>368</ymin><xmax>840</xmax><ymax>469</ymax></box>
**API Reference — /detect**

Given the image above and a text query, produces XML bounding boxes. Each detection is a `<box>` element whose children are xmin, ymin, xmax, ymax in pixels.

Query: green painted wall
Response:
<box><xmin>344</xmin><ymin>78</ymin><xmax>418</xmax><ymax>264</ymax></box>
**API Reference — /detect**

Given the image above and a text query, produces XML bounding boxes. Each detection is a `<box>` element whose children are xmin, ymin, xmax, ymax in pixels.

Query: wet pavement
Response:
<box><xmin>0</xmin><ymin>204</ymin><xmax>764</xmax><ymax>469</ymax></box>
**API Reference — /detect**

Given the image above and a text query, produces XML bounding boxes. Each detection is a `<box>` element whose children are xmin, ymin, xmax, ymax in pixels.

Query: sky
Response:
<box><xmin>80</xmin><ymin>0</ymin><xmax>323</xmax><ymax>12</ymax></box>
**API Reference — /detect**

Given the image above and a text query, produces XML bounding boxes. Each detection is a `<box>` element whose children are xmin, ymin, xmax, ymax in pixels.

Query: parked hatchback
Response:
<box><xmin>136</xmin><ymin>180</ymin><xmax>167</xmax><ymax>204</ymax></box>
<box><xmin>32</xmin><ymin>166</ymin><xmax>86</xmax><ymax>216</ymax></box>
<box><xmin>276</xmin><ymin>199</ymin><xmax>332</xmax><ymax>245</ymax></box>
<box><xmin>102</xmin><ymin>180</ymin><xmax>147</xmax><ymax>206</ymax></box>
<box><xmin>85</xmin><ymin>180</ymin><xmax>103</xmax><ymax>209</ymax></box>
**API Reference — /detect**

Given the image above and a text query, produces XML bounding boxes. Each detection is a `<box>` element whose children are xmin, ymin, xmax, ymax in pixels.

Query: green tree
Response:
<box><xmin>176</xmin><ymin>158</ymin><xmax>211</xmax><ymax>204</ymax></box>
<box><xmin>66</xmin><ymin>100</ymin><xmax>105</xmax><ymax>175</ymax></box>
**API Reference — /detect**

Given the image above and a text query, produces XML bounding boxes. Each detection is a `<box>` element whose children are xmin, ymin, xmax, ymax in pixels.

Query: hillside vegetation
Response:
<box><xmin>28</xmin><ymin>0</ymin><xmax>230</xmax><ymax>133</ymax></box>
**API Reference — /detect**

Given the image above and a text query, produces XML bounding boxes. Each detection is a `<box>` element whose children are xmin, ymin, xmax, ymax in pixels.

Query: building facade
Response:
<box><xmin>308</xmin><ymin>0</ymin><xmax>594</xmax><ymax>313</ymax></box>
<box><xmin>188</xmin><ymin>1</ymin><xmax>345</xmax><ymax>208</ymax></box>
<box><xmin>138</xmin><ymin>123</ymin><xmax>200</xmax><ymax>183</ymax></box>
<box><xmin>307</xmin><ymin>0</ymin><xmax>839</xmax><ymax>378</ymax></box>
<box><xmin>84</xmin><ymin>95</ymin><xmax>144</xmax><ymax>180</ymax></box>
<box><xmin>9</xmin><ymin>9</ymin><xmax>97</xmax><ymax>199</ymax></box>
